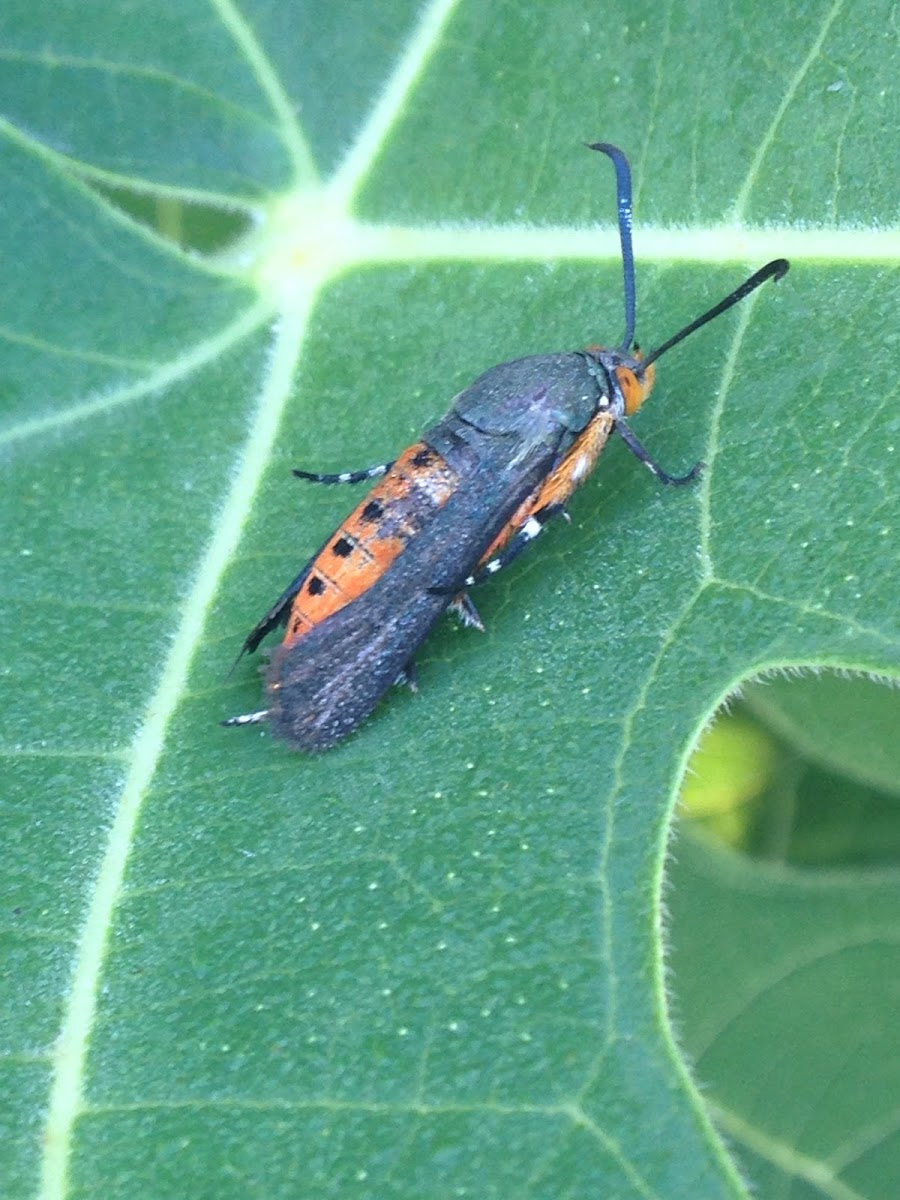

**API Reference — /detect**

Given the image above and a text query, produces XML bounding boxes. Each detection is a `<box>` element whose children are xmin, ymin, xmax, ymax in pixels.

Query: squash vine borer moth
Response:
<box><xmin>224</xmin><ymin>143</ymin><xmax>788</xmax><ymax>751</ymax></box>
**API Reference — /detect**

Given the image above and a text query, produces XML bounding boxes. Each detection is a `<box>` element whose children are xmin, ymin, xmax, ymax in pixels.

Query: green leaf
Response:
<box><xmin>670</xmin><ymin>833</ymin><xmax>900</xmax><ymax>1200</ymax></box>
<box><xmin>2</xmin><ymin>2</ymin><xmax>898</xmax><ymax>1198</ymax></box>
<box><xmin>745</xmin><ymin>675</ymin><xmax>900</xmax><ymax>798</ymax></box>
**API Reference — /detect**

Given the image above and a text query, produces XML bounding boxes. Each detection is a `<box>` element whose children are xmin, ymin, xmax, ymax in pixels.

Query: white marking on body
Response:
<box><xmin>571</xmin><ymin>453</ymin><xmax>591</xmax><ymax>482</ymax></box>
<box><xmin>416</xmin><ymin>471</ymin><xmax>454</xmax><ymax>504</ymax></box>
<box><xmin>486</xmin><ymin>560</ymin><xmax>502</xmax><ymax>573</ymax></box>
<box><xmin>523</xmin><ymin>516</ymin><xmax>542</xmax><ymax>539</ymax></box>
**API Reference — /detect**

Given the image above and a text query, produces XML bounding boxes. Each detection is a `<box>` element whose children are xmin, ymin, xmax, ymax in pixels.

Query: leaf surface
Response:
<box><xmin>1</xmin><ymin>2</ymin><xmax>898</xmax><ymax>1198</ymax></box>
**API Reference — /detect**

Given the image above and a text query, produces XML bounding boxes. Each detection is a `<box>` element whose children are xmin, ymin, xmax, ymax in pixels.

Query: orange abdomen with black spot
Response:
<box><xmin>282</xmin><ymin>442</ymin><xmax>459</xmax><ymax>647</ymax></box>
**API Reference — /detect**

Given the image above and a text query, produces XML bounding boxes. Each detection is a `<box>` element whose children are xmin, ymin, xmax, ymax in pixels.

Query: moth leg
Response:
<box><xmin>221</xmin><ymin>708</ymin><xmax>270</xmax><ymax>729</ymax></box>
<box><xmin>449</xmin><ymin>592</ymin><xmax>485</xmax><ymax>631</ymax></box>
<box><xmin>616</xmin><ymin>420</ymin><xmax>704</xmax><ymax>486</ymax></box>
<box><xmin>464</xmin><ymin>502</ymin><xmax>566</xmax><ymax>587</ymax></box>
<box><xmin>293</xmin><ymin>461</ymin><xmax>395</xmax><ymax>485</ymax></box>
<box><xmin>394</xmin><ymin>661</ymin><xmax>419</xmax><ymax>692</ymax></box>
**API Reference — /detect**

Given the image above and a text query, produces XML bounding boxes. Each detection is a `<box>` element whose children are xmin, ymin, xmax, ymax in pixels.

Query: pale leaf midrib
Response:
<box><xmin>35</xmin><ymin>294</ymin><xmax>316</xmax><ymax>1200</ymax></box>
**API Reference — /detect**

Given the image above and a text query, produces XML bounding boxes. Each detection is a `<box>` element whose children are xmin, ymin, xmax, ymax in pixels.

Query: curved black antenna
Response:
<box><xmin>587</xmin><ymin>142</ymin><xmax>636</xmax><ymax>351</ymax></box>
<box><xmin>638</xmin><ymin>258</ymin><xmax>790</xmax><ymax>373</ymax></box>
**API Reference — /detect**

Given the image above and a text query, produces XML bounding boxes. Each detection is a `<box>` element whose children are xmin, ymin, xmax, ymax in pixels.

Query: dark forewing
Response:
<box><xmin>266</xmin><ymin>442</ymin><xmax>558</xmax><ymax>751</ymax></box>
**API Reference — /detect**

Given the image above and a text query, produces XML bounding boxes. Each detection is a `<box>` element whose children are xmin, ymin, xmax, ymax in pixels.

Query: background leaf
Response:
<box><xmin>671</xmin><ymin>832</ymin><xmax>900</xmax><ymax>1200</ymax></box>
<box><xmin>2</xmin><ymin>2</ymin><xmax>898</xmax><ymax>1198</ymax></box>
<box><xmin>685</xmin><ymin>678</ymin><xmax>900</xmax><ymax>868</ymax></box>
<box><xmin>745</xmin><ymin>675</ymin><xmax>900</xmax><ymax>798</ymax></box>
